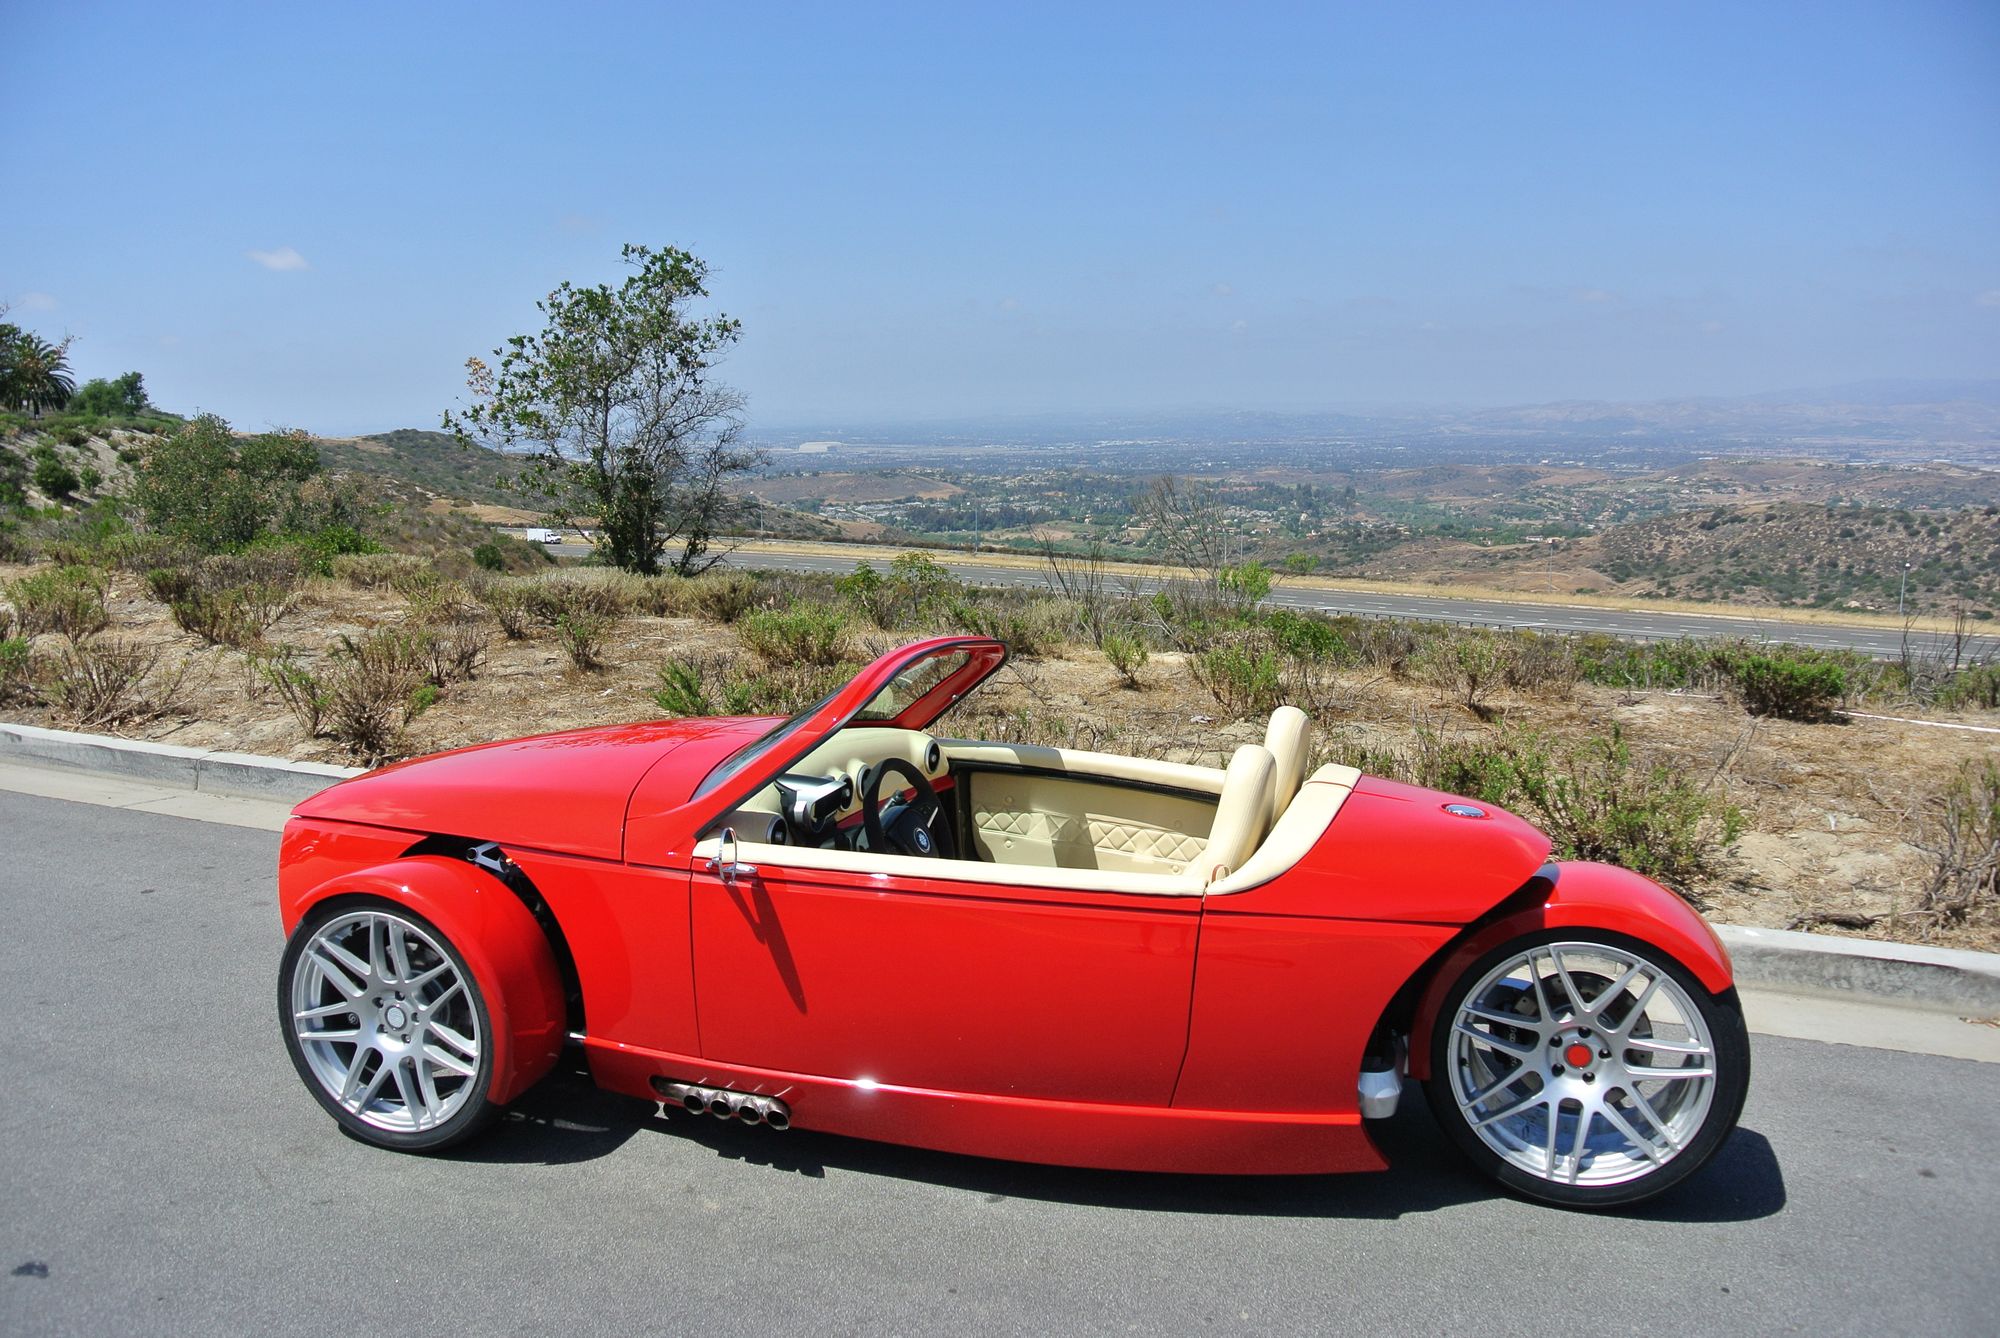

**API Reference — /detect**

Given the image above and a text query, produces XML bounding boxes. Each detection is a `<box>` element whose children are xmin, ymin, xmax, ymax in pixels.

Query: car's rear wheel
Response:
<box><xmin>279</xmin><ymin>899</ymin><xmax>500</xmax><ymax>1151</ymax></box>
<box><xmin>1424</xmin><ymin>929</ymin><xmax>1749</xmax><ymax>1208</ymax></box>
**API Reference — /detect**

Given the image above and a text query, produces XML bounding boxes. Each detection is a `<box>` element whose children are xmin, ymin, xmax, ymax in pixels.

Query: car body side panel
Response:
<box><xmin>1404</xmin><ymin>859</ymin><xmax>1737</xmax><ymax>1081</ymax></box>
<box><xmin>507</xmin><ymin>850</ymin><xmax>700</xmax><ymax>1059</ymax></box>
<box><xmin>687</xmin><ymin>861</ymin><xmax>1201</xmax><ymax>1106</ymax></box>
<box><xmin>582</xmin><ymin>1040</ymin><xmax>1386</xmax><ymax>1175</ymax></box>
<box><xmin>1174</xmin><ymin>912</ymin><xmax>1457</xmax><ymax>1112</ymax></box>
<box><xmin>278</xmin><ymin>839</ymin><xmax>566</xmax><ymax>1105</ymax></box>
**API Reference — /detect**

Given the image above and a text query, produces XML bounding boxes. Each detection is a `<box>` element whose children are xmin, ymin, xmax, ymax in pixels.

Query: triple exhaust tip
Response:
<box><xmin>654</xmin><ymin>1079</ymin><xmax>791</xmax><ymax>1131</ymax></box>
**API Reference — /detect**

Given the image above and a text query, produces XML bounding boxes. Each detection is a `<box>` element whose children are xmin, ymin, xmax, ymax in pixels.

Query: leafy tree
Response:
<box><xmin>0</xmin><ymin>323</ymin><xmax>76</xmax><ymax>415</ymax></box>
<box><xmin>445</xmin><ymin>244</ymin><xmax>760</xmax><ymax>576</ymax></box>
<box><xmin>69</xmin><ymin>371</ymin><xmax>149</xmax><ymax>417</ymax></box>
<box><xmin>132</xmin><ymin>414</ymin><xmax>320</xmax><ymax>550</ymax></box>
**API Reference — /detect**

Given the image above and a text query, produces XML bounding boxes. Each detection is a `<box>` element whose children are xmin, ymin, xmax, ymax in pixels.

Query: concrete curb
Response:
<box><xmin>0</xmin><ymin>722</ymin><xmax>362</xmax><ymax>804</ymax></box>
<box><xmin>4</xmin><ymin>721</ymin><xmax>1998</xmax><ymax>1014</ymax></box>
<box><xmin>1718</xmin><ymin>924</ymin><xmax>2000</xmax><ymax>1017</ymax></box>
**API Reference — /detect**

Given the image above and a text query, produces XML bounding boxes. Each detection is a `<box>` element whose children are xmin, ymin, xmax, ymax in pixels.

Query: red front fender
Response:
<box><xmin>1405</xmin><ymin>861</ymin><xmax>1735</xmax><ymax>1081</ymax></box>
<box><xmin>284</xmin><ymin>855</ymin><xmax>566</xmax><ymax>1105</ymax></box>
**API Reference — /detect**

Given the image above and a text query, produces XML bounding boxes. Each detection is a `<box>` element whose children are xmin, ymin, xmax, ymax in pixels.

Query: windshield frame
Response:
<box><xmin>689</xmin><ymin>636</ymin><xmax>1007</xmax><ymax>814</ymax></box>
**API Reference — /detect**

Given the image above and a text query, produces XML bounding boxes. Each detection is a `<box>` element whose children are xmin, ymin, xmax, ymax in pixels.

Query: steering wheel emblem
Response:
<box><xmin>913</xmin><ymin>827</ymin><xmax>932</xmax><ymax>853</ymax></box>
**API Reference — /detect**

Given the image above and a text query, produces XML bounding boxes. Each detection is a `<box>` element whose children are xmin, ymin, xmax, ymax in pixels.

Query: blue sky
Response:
<box><xmin>3</xmin><ymin>2</ymin><xmax>1997</xmax><ymax>434</ymax></box>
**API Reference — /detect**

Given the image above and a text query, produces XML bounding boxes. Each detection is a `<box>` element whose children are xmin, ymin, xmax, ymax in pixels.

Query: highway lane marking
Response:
<box><xmin>1847</xmin><ymin>712</ymin><xmax>2000</xmax><ymax>735</ymax></box>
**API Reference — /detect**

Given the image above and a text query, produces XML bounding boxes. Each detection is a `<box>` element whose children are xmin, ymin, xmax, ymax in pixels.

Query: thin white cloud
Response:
<box><xmin>997</xmin><ymin>296</ymin><xmax>1020</xmax><ymax>312</ymax></box>
<box><xmin>246</xmin><ymin>246</ymin><xmax>311</xmax><ymax>272</ymax></box>
<box><xmin>1572</xmin><ymin>286</ymin><xmax>1617</xmax><ymax>304</ymax></box>
<box><xmin>1978</xmin><ymin>289</ymin><xmax>2000</xmax><ymax>308</ymax></box>
<box><xmin>15</xmin><ymin>291</ymin><xmax>58</xmax><ymax>311</ymax></box>
<box><xmin>1211</xmin><ymin>282</ymin><xmax>1234</xmax><ymax>298</ymax></box>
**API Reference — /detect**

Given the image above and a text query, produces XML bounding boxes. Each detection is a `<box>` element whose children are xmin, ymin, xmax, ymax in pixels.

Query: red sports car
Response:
<box><xmin>276</xmin><ymin>636</ymin><xmax>1750</xmax><ymax>1208</ymax></box>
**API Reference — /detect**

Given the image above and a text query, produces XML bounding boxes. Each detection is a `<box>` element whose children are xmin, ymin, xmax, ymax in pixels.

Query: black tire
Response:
<box><xmin>279</xmin><ymin>897</ymin><xmax>503</xmax><ymax>1152</ymax></box>
<box><xmin>1422</xmin><ymin>927</ymin><xmax>1750</xmax><ymax>1209</ymax></box>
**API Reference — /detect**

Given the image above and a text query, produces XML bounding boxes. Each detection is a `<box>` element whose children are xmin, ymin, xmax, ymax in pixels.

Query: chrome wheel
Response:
<box><xmin>286</xmin><ymin>908</ymin><xmax>484</xmax><ymax>1136</ymax></box>
<box><xmin>1441</xmin><ymin>939</ymin><xmax>1728</xmax><ymax>1193</ymax></box>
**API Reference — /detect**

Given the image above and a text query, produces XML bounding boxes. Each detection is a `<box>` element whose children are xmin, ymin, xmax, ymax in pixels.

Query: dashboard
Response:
<box><xmin>716</xmin><ymin>726</ymin><xmax>948</xmax><ymax>851</ymax></box>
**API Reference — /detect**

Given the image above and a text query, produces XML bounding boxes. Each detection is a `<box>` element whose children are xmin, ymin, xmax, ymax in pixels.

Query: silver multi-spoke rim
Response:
<box><xmin>288</xmin><ymin>909</ymin><xmax>482</xmax><ymax>1134</ymax></box>
<box><xmin>1447</xmin><ymin>941</ymin><xmax>1717</xmax><ymax>1188</ymax></box>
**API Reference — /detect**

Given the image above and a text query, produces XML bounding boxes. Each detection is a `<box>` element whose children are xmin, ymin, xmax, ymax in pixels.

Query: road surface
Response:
<box><xmin>3</xmin><ymin>786</ymin><xmax>1995</xmax><ymax>1336</ymax></box>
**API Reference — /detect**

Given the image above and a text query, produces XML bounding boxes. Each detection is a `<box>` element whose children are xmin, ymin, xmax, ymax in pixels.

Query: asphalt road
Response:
<box><xmin>4</xmin><ymin>788</ymin><xmax>1996</xmax><ymax>1337</ymax></box>
<box><xmin>532</xmin><ymin>535</ymin><xmax>1957</xmax><ymax>658</ymax></box>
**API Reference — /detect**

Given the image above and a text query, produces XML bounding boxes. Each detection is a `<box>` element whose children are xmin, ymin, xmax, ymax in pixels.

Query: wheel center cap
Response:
<box><xmin>383</xmin><ymin>1003</ymin><xmax>409</xmax><ymax>1031</ymax></box>
<box><xmin>1564</xmin><ymin>1041</ymin><xmax>1595</xmax><ymax>1070</ymax></box>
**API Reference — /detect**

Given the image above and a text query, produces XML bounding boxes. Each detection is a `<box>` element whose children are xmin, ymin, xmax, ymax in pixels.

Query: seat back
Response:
<box><xmin>1263</xmin><ymin>706</ymin><xmax>1311</xmax><ymax>823</ymax></box>
<box><xmin>1194</xmin><ymin>743</ymin><xmax>1276</xmax><ymax>887</ymax></box>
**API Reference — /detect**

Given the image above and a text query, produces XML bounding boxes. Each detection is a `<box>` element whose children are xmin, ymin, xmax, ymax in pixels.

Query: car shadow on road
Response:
<box><xmin>454</xmin><ymin>1065</ymin><xmax>1787</xmax><ymax>1221</ymax></box>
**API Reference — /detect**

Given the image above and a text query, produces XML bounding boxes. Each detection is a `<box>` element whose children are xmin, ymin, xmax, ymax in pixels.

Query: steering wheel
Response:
<box><xmin>859</xmin><ymin>757</ymin><xmax>956</xmax><ymax>859</ymax></box>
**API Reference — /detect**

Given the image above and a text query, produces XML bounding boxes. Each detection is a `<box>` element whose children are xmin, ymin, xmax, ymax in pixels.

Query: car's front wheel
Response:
<box><xmin>279</xmin><ymin>899</ymin><xmax>500</xmax><ymax>1151</ymax></box>
<box><xmin>1424</xmin><ymin>929</ymin><xmax>1750</xmax><ymax>1208</ymax></box>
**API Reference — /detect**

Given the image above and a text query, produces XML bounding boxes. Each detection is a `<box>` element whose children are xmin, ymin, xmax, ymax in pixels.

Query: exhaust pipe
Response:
<box><xmin>652</xmin><ymin>1078</ymin><xmax>791</xmax><ymax>1132</ymax></box>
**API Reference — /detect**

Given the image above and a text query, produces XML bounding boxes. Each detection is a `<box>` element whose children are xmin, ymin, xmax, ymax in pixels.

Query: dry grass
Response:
<box><xmin>2</xmin><ymin>555</ymin><xmax>1996</xmax><ymax>950</ymax></box>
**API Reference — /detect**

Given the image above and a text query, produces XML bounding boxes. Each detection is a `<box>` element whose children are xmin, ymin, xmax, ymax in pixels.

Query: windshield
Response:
<box><xmin>690</xmin><ymin>647</ymin><xmax>983</xmax><ymax>802</ymax></box>
<box><xmin>854</xmin><ymin>650</ymin><xmax>970</xmax><ymax>722</ymax></box>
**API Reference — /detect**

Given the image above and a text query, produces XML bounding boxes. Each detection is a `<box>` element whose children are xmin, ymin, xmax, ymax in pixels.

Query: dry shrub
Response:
<box><xmin>0</xmin><ymin>634</ymin><xmax>33</xmax><ymax>705</ymax></box>
<box><xmin>556</xmin><ymin>611</ymin><xmax>611</xmax><ymax>671</ymax></box>
<box><xmin>1913</xmin><ymin>760</ymin><xmax>1999</xmax><ymax>932</ymax></box>
<box><xmin>332</xmin><ymin>552</ymin><xmax>426</xmax><ymax>590</ymax></box>
<box><xmin>422</xmin><ymin>623</ymin><xmax>489</xmax><ymax>686</ymax></box>
<box><xmin>146</xmin><ymin>552</ymin><xmax>299</xmax><ymax>649</ymax></box>
<box><xmin>471</xmin><ymin>574</ymin><xmax>537</xmax><ymax>638</ymax></box>
<box><xmin>45</xmin><ymin>638</ymin><xmax>188</xmax><ymax>727</ymax></box>
<box><xmin>253</xmin><ymin>648</ymin><xmax>327</xmax><ymax>738</ymax></box>
<box><xmin>323</xmin><ymin>628</ymin><xmax>427</xmax><ymax>760</ymax></box>
<box><xmin>7</xmin><ymin>566</ymin><xmax>109</xmax><ymax>639</ymax></box>
<box><xmin>644</xmin><ymin>570</ymin><xmax>758</xmax><ymax>623</ymax></box>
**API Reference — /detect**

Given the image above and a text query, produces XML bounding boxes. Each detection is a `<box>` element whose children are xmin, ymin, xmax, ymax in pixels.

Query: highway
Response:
<box><xmin>531</xmin><ymin>535</ymin><xmax>1964</xmax><ymax>658</ymax></box>
<box><xmin>4</xmin><ymin>784</ymin><xmax>1997</xmax><ymax>1337</ymax></box>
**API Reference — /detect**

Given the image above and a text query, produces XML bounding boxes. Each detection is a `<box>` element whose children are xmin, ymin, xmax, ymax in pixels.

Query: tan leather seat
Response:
<box><xmin>1195</xmin><ymin>743</ymin><xmax>1276</xmax><ymax>886</ymax></box>
<box><xmin>1264</xmin><ymin>706</ymin><xmax>1312</xmax><ymax>824</ymax></box>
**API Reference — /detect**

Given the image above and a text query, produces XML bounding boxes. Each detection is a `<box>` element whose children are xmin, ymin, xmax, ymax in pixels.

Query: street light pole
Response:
<box><xmin>1899</xmin><ymin>561</ymin><xmax>1912</xmax><ymax>617</ymax></box>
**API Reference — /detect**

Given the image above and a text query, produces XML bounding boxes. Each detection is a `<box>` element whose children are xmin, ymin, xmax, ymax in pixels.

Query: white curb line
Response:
<box><xmin>0</xmin><ymin>722</ymin><xmax>362</xmax><ymax>803</ymax></box>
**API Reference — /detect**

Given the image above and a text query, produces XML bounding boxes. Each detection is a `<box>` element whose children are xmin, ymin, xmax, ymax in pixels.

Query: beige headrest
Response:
<box><xmin>1264</xmin><ymin>705</ymin><xmax>1311</xmax><ymax>821</ymax></box>
<box><xmin>1201</xmin><ymin>742</ymin><xmax>1277</xmax><ymax>885</ymax></box>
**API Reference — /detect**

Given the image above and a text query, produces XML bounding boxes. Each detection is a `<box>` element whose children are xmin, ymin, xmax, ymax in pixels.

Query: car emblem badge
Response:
<box><xmin>1443</xmin><ymin>803</ymin><xmax>1486</xmax><ymax>819</ymax></box>
<box><xmin>914</xmin><ymin>828</ymin><xmax>932</xmax><ymax>852</ymax></box>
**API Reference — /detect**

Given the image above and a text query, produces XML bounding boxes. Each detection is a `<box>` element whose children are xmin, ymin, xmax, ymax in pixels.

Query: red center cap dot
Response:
<box><xmin>1564</xmin><ymin>1042</ymin><xmax>1594</xmax><ymax>1069</ymax></box>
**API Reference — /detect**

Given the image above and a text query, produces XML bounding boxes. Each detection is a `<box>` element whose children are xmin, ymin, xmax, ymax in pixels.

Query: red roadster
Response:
<box><xmin>277</xmin><ymin>636</ymin><xmax>1750</xmax><ymax>1208</ymax></box>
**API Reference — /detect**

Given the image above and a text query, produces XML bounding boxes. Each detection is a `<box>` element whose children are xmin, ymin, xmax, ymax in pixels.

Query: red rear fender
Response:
<box><xmin>284</xmin><ymin>854</ymin><xmax>567</xmax><ymax>1105</ymax></box>
<box><xmin>1404</xmin><ymin>861</ymin><xmax>1735</xmax><ymax>1081</ymax></box>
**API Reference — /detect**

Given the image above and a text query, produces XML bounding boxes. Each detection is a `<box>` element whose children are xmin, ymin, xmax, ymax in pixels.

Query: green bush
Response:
<box><xmin>1346</xmin><ymin>727</ymin><xmax>1741</xmax><ymax>894</ymax></box>
<box><xmin>654</xmin><ymin>651</ymin><xmax>845</xmax><ymax>718</ymax></box>
<box><xmin>944</xmin><ymin>595</ymin><xmax>1070</xmax><ymax>659</ymax></box>
<box><xmin>1733</xmin><ymin>652</ymin><xmax>1846</xmax><ymax>721</ymax></box>
<box><xmin>472</xmin><ymin>541</ymin><xmax>507</xmax><ymax>572</ymax></box>
<box><xmin>555</xmin><ymin>611</ymin><xmax>611</xmax><ymax>670</ymax></box>
<box><xmin>131</xmin><ymin>414</ymin><xmax>320</xmax><ymax>552</ymax></box>
<box><xmin>30</xmin><ymin>446</ymin><xmax>80</xmax><ymax>499</ymax></box>
<box><xmin>1103</xmin><ymin>629</ymin><xmax>1148</xmax><ymax>688</ymax></box>
<box><xmin>740</xmin><ymin>604</ymin><xmax>851</xmax><ymax>666</ymax></box>
<box><xmin>1193</xmin><ymin>641</ymin><xmax>1282</xmax><ymax>716</ymax></box>
<box><xmin>6</xmin><ymin>565</ymin><xmax>108</xmax><ymax>638</ymax></box>
<box><xmin>0</xmin><ymin>635</ymin><xmax>33</xmax><ymax>704</ymax></box>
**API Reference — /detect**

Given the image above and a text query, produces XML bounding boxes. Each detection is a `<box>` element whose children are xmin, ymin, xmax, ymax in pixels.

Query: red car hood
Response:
<box><xmin>291</xmin><ymin>719</ymin><xmax>768</xmax><ymax>861</ymax></box>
